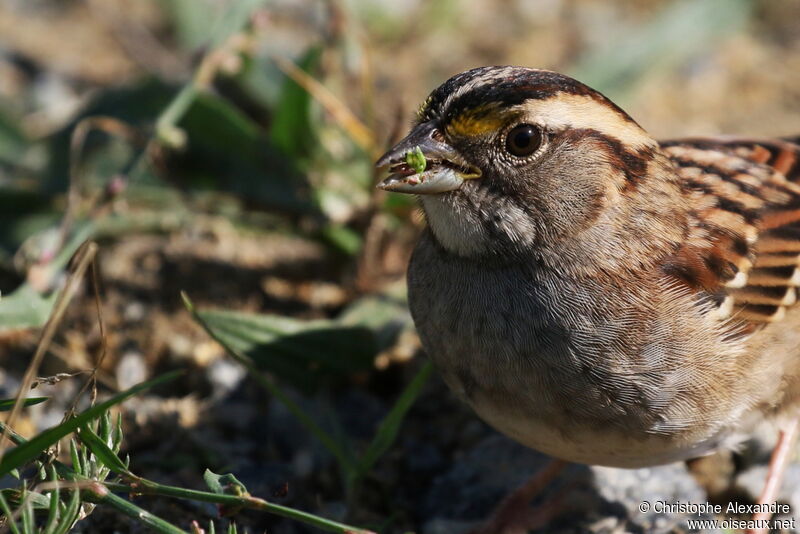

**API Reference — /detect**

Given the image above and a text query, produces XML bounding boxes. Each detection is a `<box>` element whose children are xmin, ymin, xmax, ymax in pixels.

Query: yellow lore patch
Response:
<box><xmin>445</xmin><ymin>105</ymin><xmax>507</xmax><ymax>137</ymax></box>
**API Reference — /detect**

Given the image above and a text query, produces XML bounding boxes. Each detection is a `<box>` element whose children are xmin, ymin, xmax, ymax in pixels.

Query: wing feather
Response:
<box><xmin>660</xmin><ymin>137</ymin><xmax>800</xmax><ymax>329</ymax></box>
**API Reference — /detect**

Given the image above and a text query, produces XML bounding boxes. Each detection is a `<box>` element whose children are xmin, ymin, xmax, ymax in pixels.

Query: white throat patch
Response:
<box><xmin>420</xmin><ymin>196</ymin><xmax>492</xmax><ymax>257</ymax></box>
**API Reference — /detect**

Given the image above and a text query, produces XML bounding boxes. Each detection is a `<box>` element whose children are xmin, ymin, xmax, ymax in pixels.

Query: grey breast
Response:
<box><xmin>406</xmin><ymin>230</ymin><xmax>713</xmax><ymax>439</ymax></box>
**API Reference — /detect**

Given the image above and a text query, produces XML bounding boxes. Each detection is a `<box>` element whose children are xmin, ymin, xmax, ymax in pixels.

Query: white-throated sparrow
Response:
<box><xmin>376</xmin><ymin>66</ymin><xmax>800</xmax><ymax>531</ymax></box>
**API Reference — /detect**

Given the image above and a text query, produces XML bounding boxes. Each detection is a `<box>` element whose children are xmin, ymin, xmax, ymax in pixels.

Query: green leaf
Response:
<box><xmin>0</xmin><ymin>371</ymin><xmax>181</xmax><ymax>477</ymax></box>
<box><xmin>175</xmin><ymin>93</ymin><xmax>312</xmax><ymax>214</ymax></box>
<box><xmin>181</xmin><ymin>93</ymin><xmax>260</xmax><ymax>154</ymax></box>
<box><xmin>203</xmin><ymin>468</ymin><xmax>224</xmax><ymax>494</ymax></box>
<box><xmin>203</xmin><ymin>469</ymin><xmax>248</xmax><ymax>496</ymax></box>
<box><xmin>194</xmin><ymin>308</ymin><xmax>378</xmax><ymax>393</ymax></box>
<box><xmin>203</xmin><ymin>470</ymin><xmax>249</xmax><ymax>516</ymax></box>
<box><xmin>78</xmin><ymin>424</ymin><xmax>131</xmax><ymax>476</ymax></box>
<box><xmin>338</xmin><ymin>287</ymin><xmax>409</xmax><ymax>329</ymax></box>
<box><xmin>0</xmin><ymin>397</ymin><xmax>48</xmax><ymax>411</ymax></box>
<box><xmin>320</xmin><ymin>224</ymin><xmax>363</xmax><ymax>256</ymax></box>
<box><xmin>0</xmin><ymin>488</ymin><xmax>50</xmax><ymax>509</ymax></box>
<box><xmin>0</xmin><ymin>221</ymin><xmax>95</xmax><ymax>332</ymax></box>
<box><xmin>269</xmin><ymin>46</ymin><xmax>323</xmax><ymax>159</ymax></box>
<box><xmin>0</xmin><ymin>284</ymin><xmax>59</xmax><ymax>332</ymax></box>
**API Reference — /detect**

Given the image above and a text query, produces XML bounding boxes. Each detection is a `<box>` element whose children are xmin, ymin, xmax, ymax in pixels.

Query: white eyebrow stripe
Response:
<box><xmin>518</xmin><ymin>94</ymin><xmax>656</xmax><ymax>151</ymax></box>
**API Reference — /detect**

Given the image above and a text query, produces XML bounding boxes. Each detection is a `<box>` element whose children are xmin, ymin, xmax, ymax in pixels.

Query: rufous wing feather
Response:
<box><xmin>660</xmin><ymin>137</ymin><xmax>800</xmax><ymax>328</ymax></box>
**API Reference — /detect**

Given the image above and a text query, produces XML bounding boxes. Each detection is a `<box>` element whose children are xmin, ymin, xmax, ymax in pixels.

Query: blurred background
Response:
<box><xmin>1</xmin><ymin>0</ymin><xmax>799</xmax><ymax>533</ymax></box>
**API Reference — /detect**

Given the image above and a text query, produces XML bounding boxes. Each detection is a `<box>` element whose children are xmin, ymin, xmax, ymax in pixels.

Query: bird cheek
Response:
<box><xmin>527</xmin><ymin>162</ymin><xmax>609</xmax><ymax>240</ymax></box>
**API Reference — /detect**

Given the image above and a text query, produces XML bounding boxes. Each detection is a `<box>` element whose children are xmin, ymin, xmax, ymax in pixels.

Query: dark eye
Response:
<box><xmin>505</xmin><ymin>124</ymin><xmax>542</xmax><ymax>157</ymax></box>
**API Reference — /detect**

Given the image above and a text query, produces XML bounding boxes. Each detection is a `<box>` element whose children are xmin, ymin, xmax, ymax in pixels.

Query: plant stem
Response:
<box><xmin>83</xmin><ymin>485</ymin><xmax>189</xmax><ymax>534</ymax></box>
<box><xmin>105</xmin><ymin>479</ymin><xmax>376</xmax><ymax>534</ymax></box>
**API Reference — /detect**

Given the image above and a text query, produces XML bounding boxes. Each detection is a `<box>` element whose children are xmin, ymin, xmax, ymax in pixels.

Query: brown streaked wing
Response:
<box><xmin>660</xmin><ymin>137</ymin><xmax>800</xmax><ymax>327</ymax></box>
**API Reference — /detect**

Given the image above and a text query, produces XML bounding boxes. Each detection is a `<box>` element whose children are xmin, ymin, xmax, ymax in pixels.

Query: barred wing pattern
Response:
<box><xmin>661</xmin><ymin>137</ymin><xmax>800</xmax><ymax>327</ymax></box>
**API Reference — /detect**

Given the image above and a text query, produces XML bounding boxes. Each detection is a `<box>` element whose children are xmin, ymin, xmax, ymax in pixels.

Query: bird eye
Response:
<box><xmin>505</xmin><ymin>124</ymin><xmax>542</xmax><ymax>158</ymax></box>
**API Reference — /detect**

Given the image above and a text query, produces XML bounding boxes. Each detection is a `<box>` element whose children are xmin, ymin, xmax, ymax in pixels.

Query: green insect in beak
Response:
<box><xmin>406</xmin><ymin>146</ymin><xmax>427</xmax><ymax>174</ymax></box>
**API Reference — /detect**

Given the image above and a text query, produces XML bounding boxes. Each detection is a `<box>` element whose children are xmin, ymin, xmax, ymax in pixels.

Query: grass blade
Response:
<box><xmin>0</xmin><ymin>490</ymin><xmax>22</xmax><ymax>534</ymax></box>
<box><xmin>0</xmin><ymin>371</ymin><xmax>181</xmax><ymax>477</ymax></box>
<box><xmin>20</xmin><ymin>489</ymin><xmax>34</xmax><ymax>533</ymax></box>
<box><xmin>352</xmin><ymin>361</ymin><xmax>433</xmax><ymax>483</ymax></box>
<box><xmin>51</xmin><ymin>489</ymin><xmax>80</xmax><ymax>534</ymax></box>
<box><xmin>0</xmin><ymin>397</ymin><xmax>48</xmax><ymax>411</ymax></box>
<box><xmin>78</xmin><ymin>424</ymin><xmax>132</xmax><ymax>476</ymax></box>
<box><xmin>43</xmin><ymin>466</ymin><xmax>60</xmax><ymax>534</ymax></box>
<box><xmin>88</xmin><ymin>490</ymin><xmax>189</xmax><ymax>534</ymax></box>
<box><xmin>68</xmin><ymin>439</ymin><xmax>83</xmax><ymax>476</ymax></box>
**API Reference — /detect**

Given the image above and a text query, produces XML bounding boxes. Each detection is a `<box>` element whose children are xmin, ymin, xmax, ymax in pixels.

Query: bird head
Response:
<box><xmin>376</xmin><ymin>66</ymin><xmax>677</xmax><ymax>261</ymax></box>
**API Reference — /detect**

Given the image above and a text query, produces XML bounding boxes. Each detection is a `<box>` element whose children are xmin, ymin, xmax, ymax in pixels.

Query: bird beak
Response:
<box><xmin>375</xmin><ymin>123</ymin><xmax>481</xmax><ymax>194</ymax></box>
